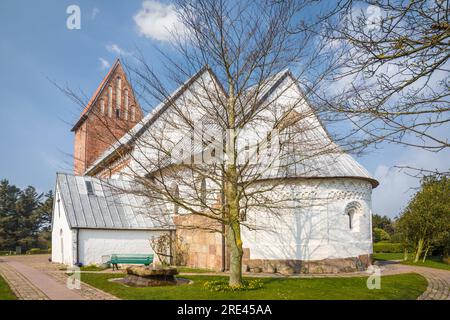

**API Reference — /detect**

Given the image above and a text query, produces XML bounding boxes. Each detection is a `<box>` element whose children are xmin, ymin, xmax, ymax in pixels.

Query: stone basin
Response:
<box><xmin>122</xmin><ymin>266</ymin><xmax>184</xmax><ymax>287</ymax></box>
<box><xmin>126</xmin><ymin>265</ymin><xmax>179</xmax><ymax>277</ymax></box>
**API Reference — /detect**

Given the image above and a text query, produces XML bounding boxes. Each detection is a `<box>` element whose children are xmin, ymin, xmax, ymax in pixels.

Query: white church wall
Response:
<box><xmin>241</xmin><ymin>178</ymin><xmax>373</xmax><ymax>261</ymax></box>
<box><xmin>51</xmin><ymin>189</ymin><xmax>75</xmax><ymax>265</ymax></box>
<box><xmin>78</xmin><ymin>229</ymin><xmax>169</xmax><ymax>265</ymax></box>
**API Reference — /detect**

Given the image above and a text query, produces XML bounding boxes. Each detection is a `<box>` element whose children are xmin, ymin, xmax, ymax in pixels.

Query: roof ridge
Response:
<box><xmin>71</xmin><ymin>59</ymin><xmax>121</xmax><ymax>132</ymax></box>
<box><xmin>84</xmin><ymin>65</ymin><xmax>215</xmax><ymax>175</ymax></box>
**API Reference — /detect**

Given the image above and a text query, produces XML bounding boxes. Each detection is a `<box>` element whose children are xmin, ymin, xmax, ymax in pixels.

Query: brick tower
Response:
<box><xmin>72</xmin><ymin>59</ymin><xmax>143</xmax><ymax>175</ymax></box>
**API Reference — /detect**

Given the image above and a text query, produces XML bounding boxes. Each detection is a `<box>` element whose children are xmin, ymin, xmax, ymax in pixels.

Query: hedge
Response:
<box><xmin>26</xmin><ymin>248</ymin><xmax>51</xmax><ymax>255</ymax></box>
<box><xmin>373</xmin><ymin>242</ymin><xmax>403</xmax><ymax>253</ymax></box>
<box><xmin>0</xmin><ymin>251</ymin><xmax>15</xmax><ymax>256</ymax></box>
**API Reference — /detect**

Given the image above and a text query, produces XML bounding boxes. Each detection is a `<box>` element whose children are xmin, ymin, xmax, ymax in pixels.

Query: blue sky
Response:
<box><xmin>0</xmin><ymin>0</ymin><xmax>448</xmax><ymax>218</ymax></box>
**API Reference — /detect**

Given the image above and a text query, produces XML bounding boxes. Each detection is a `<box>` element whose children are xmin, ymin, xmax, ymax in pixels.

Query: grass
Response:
<box><xmin>80</xmin><ymin>273</ymin><xmax>427</xmax><ymax>300</ymax></box>
<box><xmin>0</xmin><ymin>275</ymin><xmax>17</xmax><ymax>300</ymax></box>
<box><xmin>80</xmin><ymin>265</ymin><xmax>107</xmax><ymax>272</ymax></box>
<box><xmin>177</xmin><ymin>267</ymin><xmax>215</xmax><ymax>273</ymax></box>
<box><xmin>401</xmin><ymin>256</ymin><xmax>450</xmax><ymax>271</ymax></box>
<box><xmin>373</xmin><ymin>253</ymin><xmax>450</xmax><ymax>271</ymax></box>
<box><xmin>373</xmin><ymin>253</ymin><xmax>405</xmax><ymax>261</ymax></box>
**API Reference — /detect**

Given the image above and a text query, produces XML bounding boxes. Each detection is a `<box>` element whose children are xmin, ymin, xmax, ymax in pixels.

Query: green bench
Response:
<box><xmin>109</xmin><ymin>254</ymin><xmax>154</xmax><ymax>270</ymax></box>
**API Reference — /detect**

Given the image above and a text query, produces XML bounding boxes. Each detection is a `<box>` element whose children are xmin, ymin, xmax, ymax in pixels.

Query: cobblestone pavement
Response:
<box><xmin>0</xmin><ymin>258</ymin><xmax>48</xmax><ymax>300</ymax></box>
<box><xmin>0</xmin><ymin>255</ymin><xmax>118</xmax><ymax>300</ymax></box>
<box><xmin>378</xmin><ymin>261</ymin><xmax>450</xmax><ymax>300</ymax></box>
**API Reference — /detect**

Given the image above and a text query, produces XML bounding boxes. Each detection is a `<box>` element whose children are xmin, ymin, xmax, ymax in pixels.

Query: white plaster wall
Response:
<box><xmin>241</xmin><ymin>178</ymin><xmax>373</xmax><ymax>261</ymax></box>
<box><xmin>78</xmin><ymin>229</ymin><xmax>169</xmax><ymax>265</ymax></box>
<box><xmin>51</xmin><ymin>189</ymin><xmax>75</xmax><ymax>265</ymax></box>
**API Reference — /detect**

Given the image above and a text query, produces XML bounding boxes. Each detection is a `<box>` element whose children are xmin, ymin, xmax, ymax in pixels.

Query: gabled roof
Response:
<box><xmin>83</xmin><ymin>66</ymin><xmax>378</xmax><ymax>187</ymax></box>
<box><xmin>84</xmin><ymin>65</ymin><xmax>221</xmax><ymax>175</ymax></box>
<box><xmin>55</xmin><ymin>172</ymin><xmax>174</xmax><ymax>230</ymax></box>
<box><xmin>71</xmin><ymin>59</ymin><xmax>121</xmax><ymax>132</ymax></box>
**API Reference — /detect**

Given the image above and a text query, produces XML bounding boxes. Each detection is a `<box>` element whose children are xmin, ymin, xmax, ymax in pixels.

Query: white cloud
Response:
<box><xmin>99</xmin><ymin>57</ymin><xmax>111</xmax><ymax>70</ymax></box>
<box><xmin>133</xmin><ymin>0</ymin><xmax>186</xmax><ymax>42</ymax></box>
<box><xmin>372</xmin><ymin>148</ymin><xmax>450</xmax><ymax>218</ymax></box>
<box><xmin>91</xmin><ymin>7</ymin><xmax>100</xmax><ymax>20</ymax></box>
<box><xmin>106</xmin><ymin>44</ymin><xmax>131</xmax><ymax>56</ymax></box>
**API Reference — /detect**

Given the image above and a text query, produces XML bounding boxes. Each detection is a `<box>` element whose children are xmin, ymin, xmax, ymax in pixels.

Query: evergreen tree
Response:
<box><xmin>0</xmin><ymin>180</ymin><xmax>53</xmax><ymax>251</ymax></box>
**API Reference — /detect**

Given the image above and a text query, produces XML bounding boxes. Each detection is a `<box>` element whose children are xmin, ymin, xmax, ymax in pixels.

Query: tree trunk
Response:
<box><xmin>422</xmin><ymin>246</ymin><xmax>430</xmax><ymax>263</ymax></box>
<box><xmin>224</xmin><ymin>161</ymin><xmax>243</xmax><ymax>286</ymax></box>
<box><xmin>403</xmin><ymin>248</ymin><xmax>408</xmax><ymax>261</ymax></box>
<box><xmin>226</xmin><ymin>218</ymin><xmax>243</xmax><ymax>286</ymax></box>
<box><xmin>414</xmin><ymin>238</ymin><xmax>424</xmax><ymax>263</ymax></box>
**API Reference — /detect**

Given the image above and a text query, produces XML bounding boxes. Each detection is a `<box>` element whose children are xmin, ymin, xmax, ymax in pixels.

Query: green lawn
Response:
<box><xmin>177</xmin><ymin>267</ymin><xmax>215</xmax><ymax>273</ymax></box>
<box><xmin>0</xmin><ymin>275</ymin><xmax>16</xmax><ymax>300</ymax></box>
<box><xmin>80</xmin><ymin>273</ymin><xmax>426</xmax><ymax>300</ymax></box>
<box><xmin>80</xmin><ymin>265</ymin><xmax>107</xmax><ymax>272</ymax></box>
<box><xmin>373</xmin><ymin>253</ymin><xmax>405</xmax><ymax>261</ymax></box>
<box><xmin>373</xmin><ymin>253</ymin><xmax>450</xmax><ymax>271</ymax></box>
<box><xmin>401</xmin><ymin>257</ymin><xmax>450</xmax><ymax>271</ymax></box>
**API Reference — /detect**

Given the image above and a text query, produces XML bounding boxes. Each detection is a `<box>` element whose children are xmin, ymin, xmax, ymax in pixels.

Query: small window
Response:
<box><xmin>240</xmin><ymin>210</ymin><xmax>247</xmax><ymax>221</ymax></box>
<box><xmin>100</xmin><ymin>99</ymin><xmax>105</xmax><ymax>114</ymax></box>
<box><xmin>345</xmin><ymin>201</ymin><xmax>362</xmax><ymax>231</ymax></box>
<box><xmin>266</xmin><ymin>132</ymin><xmax>272</xmax><ymax>156</ymax></box>
<box><xmin>115</xmin><ymin>108</ymin><xmax>120</xmax><ymax>119</ymax></box>
<box><xmin>200</xmin><ymin>178</ymin><xmax>206</xmax><ymax>206</ymax></box>
<box><xmin>347</xmin><ymin>209</ymin><xmax>354</xmax><ymax>230</ymax></box>
<box><xmin>173</xmin><ymin>184</ymin><xmax>180</xmax><ymax>215</ymax></box>
<box><xmin>108</xmin><ymin>86</ymin><xmax>113</xmax><ymax>117</ymax></box>
<box><xmin>85</xmin><ymin>181</ymin><xmax>94</xmax><ymax>195</ymax></box>
<box><xmin>124</xmin><ymin>89</ymin><xmax>129</xmax><ymax>120</ymax></box>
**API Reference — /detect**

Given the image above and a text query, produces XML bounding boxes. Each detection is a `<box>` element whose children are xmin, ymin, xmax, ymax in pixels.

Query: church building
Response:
<box><xmin>52</xmin><ymin>59</ymin><xmax>378</xmax><ymax>273</ymax></box>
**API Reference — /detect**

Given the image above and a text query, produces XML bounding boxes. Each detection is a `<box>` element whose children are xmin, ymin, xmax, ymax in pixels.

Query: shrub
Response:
<box><xmin>0</xmin><ymin>251</ymin><xmax>15</xmax><ymax>256</ymax></box>
<box><xmin>203</xmin><ymin>279</ymin><xmax>264</xmax><ymax>292</ymax></box>
<box><xmin>373</xmin><ymin>242</ymin><xmax>403</xmax><ymax>253</ymax></box>
<box><xmin>26</xmin><ymin>248</ymin><xmax>51</xmax><ymax>255</ymax></box>
<box><xmin>80</xmin><ymin>264</ymin><xmax>106</xmax><ymax>271</ymax></box>
<box><xmin>373</xmin><ymin>228</ymin><xmax>391</xmax><ymax>242</ymax></box>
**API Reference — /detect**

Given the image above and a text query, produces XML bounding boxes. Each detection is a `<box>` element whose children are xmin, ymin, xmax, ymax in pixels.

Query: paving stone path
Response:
<box><xmin>378</xmin><ymin>261</ymin><xmax>450</xmax><ymax>300</ymax></box>
<box><xmin>0</xmin><ymin>255</ymin><xmax>118</xmax><ymax>300</ymax></box>
<box><xmin>0</xmin><ymin>255</ymin><xmax>448</xmax><ymax>300</ymax></box>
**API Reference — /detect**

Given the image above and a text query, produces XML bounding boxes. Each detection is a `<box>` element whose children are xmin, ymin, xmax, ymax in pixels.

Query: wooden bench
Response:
<box><xmin>109</xmin><ymin>254</ymin><xmax>154</xmax><ymax>271</ymax></box>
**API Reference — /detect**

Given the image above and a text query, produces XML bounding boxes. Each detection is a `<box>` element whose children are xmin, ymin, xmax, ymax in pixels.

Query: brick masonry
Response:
<box><xmin>73</xmin><ymin>61</ymin><xmax>143</xmax><ymax>175</ymax></box>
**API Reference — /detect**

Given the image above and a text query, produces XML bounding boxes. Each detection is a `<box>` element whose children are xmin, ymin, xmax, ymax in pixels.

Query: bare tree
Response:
<box><xmin>70</xmin><ymin>0</ymin><xmax>350</xmax><ymax>287</ymax></box>
<box><xmin>315</xmin><ymin>0</ymin><xmax>449</xmax><ymax>157</ymax></box>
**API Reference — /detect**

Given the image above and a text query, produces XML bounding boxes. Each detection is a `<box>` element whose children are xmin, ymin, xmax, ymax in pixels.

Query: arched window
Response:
<box><xmin>173</xmin><ymin>184</ymin><xmax>180</xmax><ymax>215</ymax></box>
<box><xmin>200</xmin><ymin>178</ymin><xmax>206</xmax><ymax>207</ymax></box>
<box><xmin>108</xmin><ymin>86</ymin><xmax>113</xmax><ymax>117</ymax></box>
<box><xmin>131</xmin><ymin>106</ymin><xmax>136</xmax><ymax>121</ymax></box>
<box><xmin>124</xmin><ymin>89</ymin><xmax>129</xmax><ymax>120</ymax></box>
<box><xmin>100</xmin><ymin>99</ymin><xmax>105</xmax><ymax>114</ymax></box>
<box><xmin>345</xmin><ymin>201</ymin><xmax>362</xmax><ymax>231</ymax></box>
<box><xmin>347</xmin><ymin>208</ymin><xmax>355</xmax><ymax>229</ymax></box>
<box><xmin>116</xmin><ymin>77</ymin><xmax>122</xmax><ymax>109</ymax></box>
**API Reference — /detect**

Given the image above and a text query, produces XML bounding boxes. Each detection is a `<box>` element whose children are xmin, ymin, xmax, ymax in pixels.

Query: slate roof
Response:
<box><xmin>56</xmin><ymin>173</ymin><xmax>174</xmax><ymax>230</ymax></box>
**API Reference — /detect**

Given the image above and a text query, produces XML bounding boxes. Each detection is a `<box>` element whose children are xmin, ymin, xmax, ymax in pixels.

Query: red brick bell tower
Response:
<box><xmin>72</xmin><ymin>59</ymin><xmax>143</xmax><ymax>175</ymax></box>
